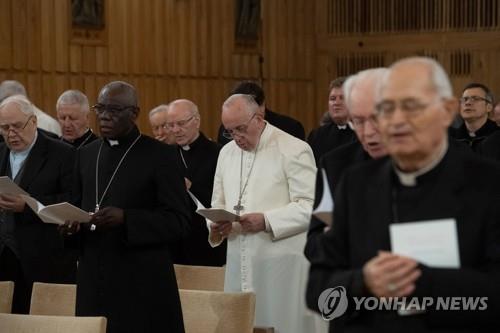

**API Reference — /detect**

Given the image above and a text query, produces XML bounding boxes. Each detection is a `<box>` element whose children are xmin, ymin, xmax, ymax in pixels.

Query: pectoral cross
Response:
<box><xmin>233</xmin><ymin>201</ymin><xmax>244</xmax><ymax>215</ymax></box>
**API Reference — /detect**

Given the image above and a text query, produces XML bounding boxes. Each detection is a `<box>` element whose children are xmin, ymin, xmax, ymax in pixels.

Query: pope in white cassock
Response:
<box><xmin>208</xmin><ymin>94</ymin><xmax>328</xmax><ymax>333</ymax></box>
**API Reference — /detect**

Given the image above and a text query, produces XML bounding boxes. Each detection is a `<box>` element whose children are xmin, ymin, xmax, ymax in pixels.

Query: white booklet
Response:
<box><xmin>0</xmin><ymin>176</ymin><xmax>29</xmax><ymax>196</ymax></box>
<box><xmin>188</xmin><ymin>191</ymin><xmax>240</xmax><ymax>223</ymax></box>
<box><xmin>312</xmin><ymin>168</ymin><xmax>334</xmax><ymax>225</ymax></box>
<box><xmin>390</xmin><ymin>218</ymin><xmax>460</xmax><ymax>268</ymax></box>
<box><xmin>21</xmin><ymin>195</ymin><xmax>91</xmax><ymax>225</ymax></box>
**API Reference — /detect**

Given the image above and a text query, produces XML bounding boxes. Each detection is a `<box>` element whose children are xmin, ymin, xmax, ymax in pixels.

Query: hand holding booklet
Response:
<box><xmin>21</xmin><ymin>195</ymin><xmax>91</xmax><ymax>225</ymax></box>
<box><xmin>188</xmin><ymin>191</ymin><xmax>240</xmax><ymax>223</ymax></box>
<box><xmin>312</xmin><ymin>169</ymin><xmax>334</xmax><ymax>225</ymax></box>
<box><xmin>0</xmin><ymin>176</ymin><xmax>29</xmax><ymax>196</ymax></box>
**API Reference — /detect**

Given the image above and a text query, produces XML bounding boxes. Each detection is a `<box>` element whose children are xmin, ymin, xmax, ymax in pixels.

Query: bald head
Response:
<box><xmin>95</xmin><ymin>81</ymin><xmax>139</xmax><ymax>139</ymax></box>
<box><xmin>221</xmin><ymin>94</ymin><xmax>263</xmax><ymax>151</ymax></box>
<box><xmin>98</xmin><ymin>81</ymin><xmax>138</xmax><ymax>107</ymax></box>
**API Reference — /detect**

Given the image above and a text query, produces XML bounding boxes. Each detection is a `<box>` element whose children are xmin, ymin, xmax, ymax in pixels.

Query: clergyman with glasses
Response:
<box><xmin>304</xmin><ymin>67</ymin><xmax>389</xmax><ymax>261</ymax></box>
<box><xmin>450</xmin><ymin>82</ymin><xmax>499</xmax><ymax>151</ymax></box>
<box><xmin>207</xmin><ymin>94</ymin><xmax>327</xmax><ymax>332</ymax></box>
<box><xmin>0</xmin><ymin>95</ymin><xmax>74</xmax><ymax>313</ymax></box>
<box><xmin>165</xmin><ymin>99</ymin><xmax>226</xmax><ymax>266</ymax></box>
<box><xmin>61</xmin><ymin>81</ymin><xmax>190</xmax><ymax>333</ymax></box>
<box><xmin>307</xmin><ymin>57</ymin><xmax>500</xmax><ymax>332</ymax></box>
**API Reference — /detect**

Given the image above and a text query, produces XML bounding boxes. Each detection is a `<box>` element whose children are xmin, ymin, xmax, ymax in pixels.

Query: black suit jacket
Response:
<box><xmin>305</xmin><ymin>141</ymin><xmax>370</xmax><ymax>261</ymax></box>
<box><xmin>176</xmin><ymin>132</ymin><xmax>226</xmax><ymax>266</ymax></box>
<box><xmin>306</xmin><ymin>146</ymin><xmax>500</xmax><ymax>332</ymax></box>
<box><xmin>307</xmin><ymin>123</ymin><xmax>357</xmax><ymax>163</ymax></box>
<box><xmin>449</xmin><ymin>118</ymin><xmax>499</xmax><ymax>152</ymax></box>
<box><xmin>0</xmin><ymin>131</ymin><xmax>74</xmax><ymax>283</ymax></box>
<box><xmin>478</xmin><ymin>130</ymin><xmax>500</xmax><ymax>162</ymax></box>
<box><xmin>73</xmin><ymin>127</ymin><xmax>190</xmax><ymax>333</ymax></box>
<box><xmin>217</xmin><ymin>108</ymin><xmax>305</xmax><ymax>145</ymax></box>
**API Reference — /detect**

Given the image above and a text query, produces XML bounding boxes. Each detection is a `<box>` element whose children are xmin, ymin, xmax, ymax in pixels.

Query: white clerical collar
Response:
<box><xmin>337</xmin><ymin>124</ymin><xmax>347</xmax><ymax>130</ymax></box>
<box><xmin>107</xmin><ymin>139</ymin><xmax>119</xmax><ymax>146</ymax></box>
<box><xmin>468</xmin><ymin>131</ymin><xmax>476</xmax><ymax>137</ymax></box>
<box><xmin>394</xmin><ymin>140</ymin><xmax>448</xmax><ymax>187</ymax></box>
<box><xmin>181</xmin><ymin>145</ymin><xmax>190</xmax><ymax>151</ymax></box>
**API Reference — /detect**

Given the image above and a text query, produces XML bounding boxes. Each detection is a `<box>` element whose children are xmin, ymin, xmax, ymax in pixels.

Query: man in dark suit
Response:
<box><xmin>166</xmin><ymin>99</ymin><xmax>226</xmax><ymax>266</ymax></box>
<box><xmin>305</xmin><ymin>68</ymin><xmax>388</xmax><ymax>261</ymax></box>
<box><xmin>0</xmin><ymin>95</ymin><xmax>74</xmax><ymax>313</ymax></box>
<box><xmin>306</xmin><ymin>57</ymin><xmax>500</xmax><ymax>332</ymax></box>
<box><xmin>307</xmin><ymin>77</ymin><xmax>357</xmax><ymax>163</ymax></box>
<box><xmin>217</xmin><ymin>81</ymin><xmax>305</xmax><ymax>144</ymax></box>
<box><xmin>63</xmin><ymin>81</ymin><xmax>190</xmax><ymax>333</ymax></box>
<box><xmin>450</xmin><ymin>83</ymin><xmax>499</xmax><ymax>152</ymax></box>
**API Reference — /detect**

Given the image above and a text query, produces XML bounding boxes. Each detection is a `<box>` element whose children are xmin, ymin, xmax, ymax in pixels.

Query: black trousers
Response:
<box><xmin>0</xmin><ymin>246</ymin><xmax>30</xmax><ymax>314</ymax></box>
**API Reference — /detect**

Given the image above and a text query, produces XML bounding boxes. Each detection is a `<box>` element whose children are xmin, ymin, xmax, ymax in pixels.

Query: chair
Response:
<box><xmin>0</xmin><ymin>313</ymin><xmax>106</xmax><ymax>333</ymax></box>
<box><xmin>174</xmin><ymin>264</ymin><xmax>225</xmax><ymax>291</ymax></box>
<box><xmin>0</xmin><ymin>281</ymin><xmax>14</xmax><ymax>313</ymax></box>
<box><xmin>30</xmin><ymin>282</ymin><xmax>77</xmax><ymax>316</ymax></box>
<box><xmin>179</xmin><ymin>289</ymin><xmax>255</xmax><ymax>333</ymax></box>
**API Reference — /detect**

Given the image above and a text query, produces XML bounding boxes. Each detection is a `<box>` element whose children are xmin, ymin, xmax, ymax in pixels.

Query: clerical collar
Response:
<box><xmin>394</xmin><ymin>140</ymin><xmax>448</xmax><ymax>187</ymax></box>
<box><xmin>337</xmin><ymin>124</ymin><xmax>347</xmax><ymax>130</ymax></box>
<box><xmin>180</xmin><ymin>132</ymin><xmax>202</xmax><ymax>151</ymax></box>
<box><xmin>105</xmin><ymin>126</ymin><xmax>140</xmax><ymax>147</ymax></box>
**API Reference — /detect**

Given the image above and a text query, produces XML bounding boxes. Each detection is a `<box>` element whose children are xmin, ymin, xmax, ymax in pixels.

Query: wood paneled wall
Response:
<box><xmin>0</xmin><ymin>0</ymin><xmax>317</xmax><ymax>138</ymax></box>
<box><xmin>315</xmin><ymin>0</ymin><xmax>500</xmax><ymax>105</ymax></box>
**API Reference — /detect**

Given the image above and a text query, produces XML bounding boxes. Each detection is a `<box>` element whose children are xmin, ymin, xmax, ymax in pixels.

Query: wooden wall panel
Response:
<box><xmin>0</xmin><ymin>0</ymin><xmax>318</xmax><ymax>137</ymax></box>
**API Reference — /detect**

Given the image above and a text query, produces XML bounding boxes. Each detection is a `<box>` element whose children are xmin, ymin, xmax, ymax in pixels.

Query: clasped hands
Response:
<box><xmin>59</xmin><ymin>207</ymin><xmax>124</xmax><ymax>236</ymax></box>
<box><xmin>363</xmin><ymin>250</ymin><xmax>422</xmax><ymax>298</ymax></box>
<box><xmin>210</xmin><ymin>212</ymin><xmax>266</xmax><ymax>238</ymax></box>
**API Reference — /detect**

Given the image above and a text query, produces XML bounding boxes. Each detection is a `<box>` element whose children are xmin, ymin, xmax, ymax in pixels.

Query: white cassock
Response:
<box><xmin>208</xmin><ymin>123</ymin><xmax>328</xmax><ymax>333</ymax></box>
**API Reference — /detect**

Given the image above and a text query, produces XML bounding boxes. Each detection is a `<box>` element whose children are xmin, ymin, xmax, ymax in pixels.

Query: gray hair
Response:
<box><xmin>149</xmin><ymin>104</ymin><xmax>169</xmax><ymax>118</ymax></box>
<box><xmin>169</xmin><ymin>99</ymin><xmax>200</xmax><ymax>118</ymax></box>
<box><xmin>384</xmin><ymin>57</ymin><xmax>453</xmax><ymax>99</ymax></box>
<box><xmin>344</xmin><ymin>68</ymin><xmax>388</xmax><ymax>111</ymax></box>
<box><xmin>223</xmin><ymin>94</ymin><xmax>259</xmax><ymax>116</ymax></box>
<box><xmin>0</xmin><ymin>80</ymin><xmax>28</xmax><ymax>102</ymax></box>
<box><xmin>0</xmin><ymin>94</ymin><xmax>35</xmax><ymax>116</ymax></box>
<box><xmin>56</xmin><ymin>89</ymin><xmax>90</xmax><ymax>113</ymax></box>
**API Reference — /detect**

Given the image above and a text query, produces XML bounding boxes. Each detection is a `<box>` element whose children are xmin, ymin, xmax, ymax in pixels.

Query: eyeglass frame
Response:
<box><xmin>0</xmin><ymin>115</ymin><xmax>35</xmax><ymax>135</ymax></box>
<box><xmin>374</xmin><ymin>97</ymin><xmax>443</xmax><ymax>119</ymax></box>
<box><xmin>349</xmin><ymin>114</ymin><xmax>378</xmax><ymax>129</ymax></box>
<box><xmin>91</xmin><ymin>104</ymin><xmax>138</xmax><ymax>117</ymax></box>
<box><xmin>459</xmin><ymin>96</ymin><xmax>492</xmax><ymax>104</ymax></box>
<box><xmin>222</xmin><ymin>112</ymin><xmax>257</xmax><ymax>139</ymax></box>
<box><xmin>164</xmin><ymin>114</ymin><xmax>197</xmax><ymax>130</ymax></box>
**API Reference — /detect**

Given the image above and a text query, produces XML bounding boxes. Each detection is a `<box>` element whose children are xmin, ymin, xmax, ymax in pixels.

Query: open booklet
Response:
<box><xmin>312</xmin><ymin>168</ymin><xmax>334</xmax><ymax>226</ymax></box>
<box><xmin>0</xmin><ymin>176</ymin><xmax>29</xmax><ymax>196</ymax></box>
<box><xmin>21</xmin><ymin>195</ymin><xmax>91</xmax><ymax>225</ymax></box>
<box><xmin>187</xmin><ymin>191</ymin><xmax>240</xmax><ymax>223</ymax></box>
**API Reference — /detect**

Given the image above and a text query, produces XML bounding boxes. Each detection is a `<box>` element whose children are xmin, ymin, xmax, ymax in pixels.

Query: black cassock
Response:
<box><xmin>73</xmin><ymin>127</ymin><xmax>190</xmax><ymax>333</ymax></box>
<box><xmin>176</xmin><ymin>132</ymin><xmax>226</xmax><ymax>266</ymax></box>
<box><xmin>307</xmin><ymin>123</ymin><xmax>357</xmax><ymax>164</ymax></box>
<box><xmin>61</xmin><ymin>128</ymin><xmax>98</xmax><ymax>150</ymax></box>
<box><xmin>304</xmin><ymin>141</ymin><xmax>370</xmax><ymax>261</ymax></box>
<box><xmin>306</xmin><ymin>146</ymin><xmax>500</xmax><ymax>333</ymax></box>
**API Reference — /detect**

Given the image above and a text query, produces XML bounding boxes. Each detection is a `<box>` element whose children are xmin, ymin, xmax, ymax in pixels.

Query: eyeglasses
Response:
<box><xmin>375</xmin><ymin>98</ymin><xmax>440</xmax><ymax>119</ymax></box>
<box><xmin>350</xmin><ymin>114</ymin><xmax>378</xmax><ymax>129</ymax></box>
<box><xmin>459</xmin><ymin>96</ymin><xmax>491</xmax><ymax>104</ymax></box>
<box><xmin>164</xmin><ymin>115</ymin><xmax>196</xmax><ymax>129</ymax></box>
<box><xmin>0</xmin><ymin>115</ymin><xmax>34</xmax><ymax>135</ymax></box>
<box><xmin>222</xmin><ymin>113</ymin><xmax>256</xmax><ymax>139</ymax></box>
<box><xmin>91</xmin><ymin>104</ymin><xmax>138</xmax><ymax>117</ymax></box>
